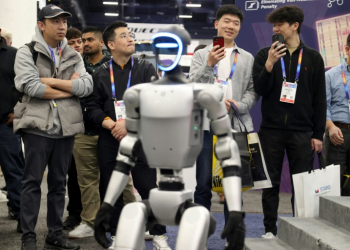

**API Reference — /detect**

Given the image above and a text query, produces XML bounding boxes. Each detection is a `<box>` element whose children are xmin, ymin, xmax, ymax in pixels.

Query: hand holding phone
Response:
<box><xmin>206</xmin><ymin>36</ymin><xmax>226</xmax><ymax>67</ymax></box>
<box><xmin>265</xmin><ymin>34</ymin><xmax>287</xmax><ymax>72</ymax></box>
<box><xmin>213</xmin><ymin>36</ymin><xmax>224</xmax><ymax>50</ymax></box>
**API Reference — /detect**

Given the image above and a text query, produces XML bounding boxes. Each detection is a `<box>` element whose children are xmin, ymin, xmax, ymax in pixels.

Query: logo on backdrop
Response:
<box><xmin>328</xmin><ymin>0</ymin><xmax>344</xmax><ymax>8</ymax></box>
<box><xmin>245</xmin><ymin>1</ymin><xmax>259</xmax><ymax>11</ymax></box>
<box><xmin>315</xmin><ymin>185</ymin><xmax>331</xmax><ymax>195</ymax></box>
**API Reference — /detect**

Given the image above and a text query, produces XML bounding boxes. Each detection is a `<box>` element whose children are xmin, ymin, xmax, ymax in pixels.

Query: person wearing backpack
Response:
<box><xmin>13</xmin><ymin>5</ymin><xmax>92</xmax><ymax>250</ymax></box>
<box><xmin>0</xmin><ymin>27</ymin><xmax>25</xmax><ymax>235</ymax></box>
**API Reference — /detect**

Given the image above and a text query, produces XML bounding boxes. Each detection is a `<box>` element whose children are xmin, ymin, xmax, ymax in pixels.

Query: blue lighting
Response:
<box><xmin>155</xmin><ymin>43</ymin><xmax>179</xmax><ymax>48</ymax></box>
<box><xmin>152</xmin><ymin>32</ymin><xmax>183</xmax><ymax>72</ymax></box>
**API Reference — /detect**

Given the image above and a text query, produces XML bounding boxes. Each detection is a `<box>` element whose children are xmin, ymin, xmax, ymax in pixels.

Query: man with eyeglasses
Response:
<box><xmin>86</xmin><ymin>21</ymin><xmax>171</xmax><ymax>250</ymax></box>
<box><xmin>324</xmin><ymin>34</ymin><xmax>350</xmax><ymax>196</ymax></box>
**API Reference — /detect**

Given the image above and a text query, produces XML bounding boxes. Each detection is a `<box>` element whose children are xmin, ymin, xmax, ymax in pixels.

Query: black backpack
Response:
<box><xmin>25</xmin><ymin>41</ymin><xmax>38</xmax><ymax>64</ymax></box>
<box><xmin>13</xmin><ymin>42</ymin><xmax>38</xmax><ymax>102</ymax></box>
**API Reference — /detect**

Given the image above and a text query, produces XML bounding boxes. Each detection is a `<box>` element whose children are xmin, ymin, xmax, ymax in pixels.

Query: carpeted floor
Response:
<box><xmin>0</xmin><ymin>171</ymin><xmax>292</xmax><ymax>249</ymax></box>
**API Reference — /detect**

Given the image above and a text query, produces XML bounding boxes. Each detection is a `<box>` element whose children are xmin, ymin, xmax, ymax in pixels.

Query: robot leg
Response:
<box><xmin>114</xmin><ymin>202</ymin><xmax>149</xmax><ymax>250</ymax></box>
<box><xmin>176</xmin><ymin>205</ymin><xmax>216</xmax><ymax>250</ymax></box>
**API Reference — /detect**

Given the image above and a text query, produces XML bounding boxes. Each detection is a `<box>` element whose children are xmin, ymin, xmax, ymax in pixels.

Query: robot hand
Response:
<box><xmin>221</xmin><ymin>211</ymin><xmax>246</xmax><ymax>250</ymax></box>
<box><xmin>94</xmin><ymin>202</ymin><xmax>114</xmax><ymax>248</ymax></box>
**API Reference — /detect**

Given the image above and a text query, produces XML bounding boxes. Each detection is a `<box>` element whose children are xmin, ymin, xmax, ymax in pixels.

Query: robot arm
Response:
<box><xmin>94</xmin><ymin>85</ymin><xmax>144</xmax><ymax>248</ymax></box>
<box><xmin>103</xmin><ymin>85</ymin><xmax>144</xmax><ymax>206</ymax></box>
<box><xmin>196</xmin><ymin>84</ymin><xmax>245</xmax><ymax>249</ymax></box>
<box><xmin>196</xmin><ymin>84</ymin><xmax>242</xmax><ymax>211</ymax></box>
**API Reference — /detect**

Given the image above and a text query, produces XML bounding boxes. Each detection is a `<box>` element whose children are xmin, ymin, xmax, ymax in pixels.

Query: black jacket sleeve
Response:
<box><xmin>311</xmin><ymin>53</ymin><xmax>326</xmax><ymax>140</ymax></box>
<box><xmin>86</xmin><ymin>71</ymin><xmax>111</xmax><ymax>127</ymax></box>
<box><xmin>253</xmin><ymin>48</ymin><xmax>275</xmax><ymax>97</ymax></box>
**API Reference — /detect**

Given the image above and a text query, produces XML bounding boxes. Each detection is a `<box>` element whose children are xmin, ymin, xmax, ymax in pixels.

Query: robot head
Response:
<box><xmin>152</xmin><ymin>25</ymin><xmax>191</xmax><ymax>72</ymax></box>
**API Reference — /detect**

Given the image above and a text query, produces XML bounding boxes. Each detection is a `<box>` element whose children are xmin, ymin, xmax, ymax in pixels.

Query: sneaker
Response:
<box><xmin>107</xmin><ymin>235</ymin><xmax>145</xmax><ymax>250</ymax></box>
<box><xmin>8</xmin><ymin>206</ymin><xmax>16</xmax><ymax>220</ymax></box>
<box><xmin>0</xmin><ymin>185</ymin><xmax>7</xmax><ymax>192</ymax></box>
<box><xmin>0</xmin><ymin>191</ymin><xmax>8</xmax><ymax>203</ymax></box>
<box><xmin>153</xmin><ymin>235</ymin><xmax>171</xmax><ymax>250</ymax></box>
<box><xmin>108</xmin><ymin>236</ymin><xmax>116</xmax><ymax>250</ymax></box>
<box><xmin>63</xmin><ymin>216</ymin><xmax>81</xmax><ymax>230</ymax></box>
<box><xmin>145</xmin><ymin>231</ymin><xmax>154</xmax><ymax>241</ymax></box>
<box><xmin>262</xmin><ymin>232</ymin><xmax>277</xmax><ymax>239</ymax></box>
<box><xmin>68</xmin><ymin>223</ymin><xmax>93</xmax><ymax>239</ymax></box>
<box><xmin>21</xmin><ymin>233</ymin><xmax>37</xmax><ymax>250</ymax></box>
<box><xmin>45</xmin><ymin>233</ymin><xmax>80</xmax><ymax>249</ymax></box>
<box><xmin>17</xmin><ymin>219</ymin><xmax>23</xmax><ymax>233</ymax></box>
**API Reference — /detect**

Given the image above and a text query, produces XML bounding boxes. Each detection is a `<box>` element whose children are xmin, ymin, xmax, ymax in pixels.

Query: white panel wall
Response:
<box><xmin>0</xmin><ymin>0</ymin><xmax>37</xmax><ymax>49</ymax></box>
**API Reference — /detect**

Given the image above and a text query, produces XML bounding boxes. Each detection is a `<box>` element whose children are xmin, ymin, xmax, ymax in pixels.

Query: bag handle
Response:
<box><xmin>230</xmin><ymin>102</ymin><xmax>248</xmax><ymax>132</ymax></box>
<box><xmin>308</xmin><ymin>151</ymin><xmax>326</xmax><ymax>173</ymax></box>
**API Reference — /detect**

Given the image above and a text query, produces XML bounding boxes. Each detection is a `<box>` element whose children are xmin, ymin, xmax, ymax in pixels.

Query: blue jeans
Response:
<box><xmin>0</xmin><ymin>124</ymin><xmax>24</xmax><ymax>220</ymax></box>
<box><xmin>194</xmin><ymin>130</ymin><xmax>213</xmax><ymax>210</ymax></box>
<box><xmin>194</xmin><ymin>130</ymin><xmax>229</xmax><ymax>224</ymax></box>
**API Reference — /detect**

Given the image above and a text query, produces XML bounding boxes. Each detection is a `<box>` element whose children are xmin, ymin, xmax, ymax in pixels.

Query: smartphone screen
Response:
<box><xmin>213</xmin><ymin>36</ymin><xmax>224</xmax><ymax>50</ymax></box>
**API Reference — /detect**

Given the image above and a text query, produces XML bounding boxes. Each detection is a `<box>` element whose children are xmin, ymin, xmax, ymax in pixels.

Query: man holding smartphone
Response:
<box><xmin>189</xmin><ymin>4</ymin><xmax>258</xmax><ymax>246</ymax></box>
<box><xmin>253</xmin><ymin>5</ymin><xmax>326</xmax><ymax>238</ymax></box>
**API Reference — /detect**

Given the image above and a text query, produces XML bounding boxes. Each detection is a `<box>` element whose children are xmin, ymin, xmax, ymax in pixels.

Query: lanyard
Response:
<box><xmin>110</xmin><ymin>57</ymin><xmax>134</xmax><ymax>100</ymax></box>
<box><xmin>214</xmin><ymin>51</ymin><xmax>238</xmax><ymax>80</ymax></box>
<box><xmin>341</xmin><ymin>63</ymin><xmax>349</xmax><ymax>100</ymax></box>
<box><xmin>280</xmin><ymin>48</ymin><xmax>303</xmax><ymax>83</ymax></box>
<box><xmin>48</xmin><ymin>43</ymin><xmax>62</xmax><ymax>65</ymax></box>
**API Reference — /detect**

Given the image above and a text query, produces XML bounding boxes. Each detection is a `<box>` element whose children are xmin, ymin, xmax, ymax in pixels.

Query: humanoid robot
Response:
<box><xmin>94</xmin><ymin>25</ymin><xmax>245</xmax><ymax>250</ymax></box>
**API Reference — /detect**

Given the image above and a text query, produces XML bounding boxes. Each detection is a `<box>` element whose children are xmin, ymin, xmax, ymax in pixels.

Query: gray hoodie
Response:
<box><xmin>13</xmin><ymin>26</ymin><xmax>93</xmax><ymax>137</ymax></box>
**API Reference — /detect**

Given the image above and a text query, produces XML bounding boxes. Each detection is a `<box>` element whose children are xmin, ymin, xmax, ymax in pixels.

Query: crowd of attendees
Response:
<box><xmin>0</xmin><ymin>3</ymin><xmax>349</xmax><ymax>250</ymax></box>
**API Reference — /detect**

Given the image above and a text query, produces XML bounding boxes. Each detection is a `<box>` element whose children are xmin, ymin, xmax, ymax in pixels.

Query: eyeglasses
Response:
<box><xmin>119</xmin><ymin>32</ymin><xmax>135</xmax><ymax>39</ymax></box>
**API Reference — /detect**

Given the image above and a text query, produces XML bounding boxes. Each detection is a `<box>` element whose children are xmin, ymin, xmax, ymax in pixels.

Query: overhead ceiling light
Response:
<box><xmin>186</xmin><ymin>4</ymin><xmax>201</xmax><ymax>8</ymax></box>
<box><xmin>105</xmin><ymin>13</ymin><xmax>119</xmax><ymax>16</ymax></box>
<box><xmin>179</xmin><ymin>15</ymin><xmax>192</xmax><ymax>18</ymax></box>
<box><xmin>125</xmin><ymin>16</ymin><xmax>140</xmax><ymax>20</ymax></box>
<box><xmin>103</xmin><ymin>1</ymin><xmax>118</xmax><ymax>5</ymax></box>
<box><xmin>121</xmin><ymin>3</ymin><xmax>140</xmax><ymax>6</ymax></box>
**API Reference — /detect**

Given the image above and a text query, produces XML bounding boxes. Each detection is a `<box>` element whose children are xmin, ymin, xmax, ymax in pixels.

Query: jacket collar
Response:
<box><xmin>342</xmin><ymin>58</ymin><xmax>350</xmax><ymax>72</ymax></box>
<box><xmin>32</xmin><ymin>26</ymin><xmax>68</xmax><ymax>56</ymax></box>
<box><xmin>0</xmin><ymin>37</ymin><xmax>7</xmax><ymax>51</ymax></box>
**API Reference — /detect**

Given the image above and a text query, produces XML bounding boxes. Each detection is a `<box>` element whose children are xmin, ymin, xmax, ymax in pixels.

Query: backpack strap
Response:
<box><xmin>25</xmin><ymin>41</ymin><xmax>38</xmax><ymax>64</ymax></box>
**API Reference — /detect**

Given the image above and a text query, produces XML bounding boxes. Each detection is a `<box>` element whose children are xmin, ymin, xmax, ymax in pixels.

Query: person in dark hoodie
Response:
<box><xmin>253</xmin><ymin>5</ymin><xmax>326</xmax><ymax>238</ymax></box>
<box><xmin>13</xmin><ymin>4</ymin><xmax>93</xmax><ymax>250</ymax></box>
<box><xmin>0</xmin><ymin>27</ymin><xmax>25</xmax><ymax>234</ymax></box>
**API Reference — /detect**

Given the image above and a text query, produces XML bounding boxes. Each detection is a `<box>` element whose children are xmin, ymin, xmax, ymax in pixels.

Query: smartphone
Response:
<box><xmin>272</xmin><ymin>34</ymin><xmax>284</xmax><ymax>49</ymax></box>
<box><xmin>213</xmin><ymin>36</ymin><xmax>224</xmax><ymax>50</ymax></box>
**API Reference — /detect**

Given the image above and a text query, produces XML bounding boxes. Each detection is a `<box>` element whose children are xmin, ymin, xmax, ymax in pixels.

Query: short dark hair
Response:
<box><xmin>215</xmin><ymin>4</ymin><xmax>244</xmax><ymax>23</ymax></box>
<box><xmin>103</xmin><ymin>21</ymin><xmax>128</xmax><ymax>52</ymax></box>
<box><xmin>267</xmin><ymin>5</ymin><xmax>304</xmax><ymax>34</ymax></box>
<box><xmin>194</xmin><ymin>44</ymin><xmax>207</xmax><ymax>53</ymax></box>
<box><xmin>82</xmin><ymin>26</ymin><xmax>103</xmax><ymax>39</ymax></box>
<box><xmin>347</xmin><ymin>34</ymin><xmax>350</xmax><ymax>47</ymax></box>
<box><xmin>66</xmin><ymin>27</ymin><xmax>81</xmax><ymax>40</ymax></box>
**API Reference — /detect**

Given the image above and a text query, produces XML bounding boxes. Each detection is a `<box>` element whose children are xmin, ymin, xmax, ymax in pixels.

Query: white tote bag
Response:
<box><xmin>292</xmin><ymin>152</ymin><xmax>340</xmax><ymax>218</ymax></box>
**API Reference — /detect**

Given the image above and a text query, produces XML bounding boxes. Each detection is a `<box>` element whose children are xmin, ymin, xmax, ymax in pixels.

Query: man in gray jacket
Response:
<box><xmin>13</xmin><ymin>5</ymin><xmax>93</xmax><ymax>250</ymax></box>
<box><xmin>189</xmin><ymin>4</ymin><xmax>258</xmax><ymax>245</ymax></box>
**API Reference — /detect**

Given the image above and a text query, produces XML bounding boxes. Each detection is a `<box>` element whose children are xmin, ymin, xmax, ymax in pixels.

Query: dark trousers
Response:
<box><xmin>324</xmin><ymin>128</ymin><xmax>350</xmax><ymax>196</ymax></box>
<box><xmin>97</xmin><ymin>133</ymin><xmax>166</xmax><ymax>236</ymax></box>
<box><xmin>259</xmin><ymin>128</ymin><xmax>312</xmax><ymax>235</ymax></box>
<box><xmin>21</xmin><ymin>133</ymin><xmax>75</xmax><ymax>236</ymax></box>
<box><xmin>0</xmin><ymin>124</ymin><xmax>25</xmax><ymax>220</ymax></box>
<box><xmin>66</xmin><ymin>155</ymin><xmax>83</xmax><ymax>217</ymax></box>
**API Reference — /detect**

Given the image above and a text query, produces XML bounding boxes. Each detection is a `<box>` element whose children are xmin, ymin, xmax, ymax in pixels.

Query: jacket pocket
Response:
<box><xmin>21</xmin><ymin>98</ymin><xmax>52</xmax><ymax>130</ymax></box>
<box><xmin>64</xmin><ymin>96</ymin><xmax>83</xmax><ymax>125</ymax></box>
